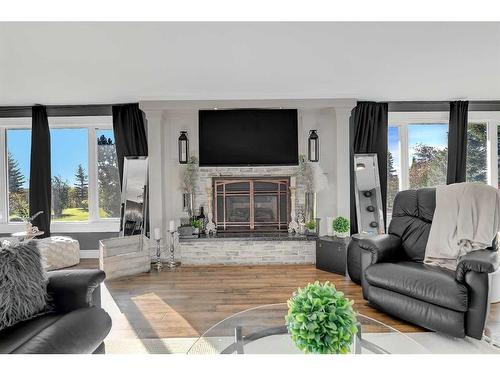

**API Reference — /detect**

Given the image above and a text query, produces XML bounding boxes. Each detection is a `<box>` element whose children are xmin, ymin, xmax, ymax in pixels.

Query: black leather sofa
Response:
<box><xmin>347</xmin><ymin>188</ymin><xmax>499</xmax><ymax>339</ymax></box>
<box><xmin>0</xmin><ymin>269</ymin><xmax>112</xmax><ymax>354</ymax></box>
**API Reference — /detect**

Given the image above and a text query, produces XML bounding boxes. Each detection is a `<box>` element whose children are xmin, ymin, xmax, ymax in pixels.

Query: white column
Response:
<box><xmin>141</xmin><ymin>108</ymin><xmax>165</xmax><ymax>256</ymax></box>
<box><xmin>334</xmin><ymin>104</ymin><xmax>355</xmax><ymax>225</ymax></box>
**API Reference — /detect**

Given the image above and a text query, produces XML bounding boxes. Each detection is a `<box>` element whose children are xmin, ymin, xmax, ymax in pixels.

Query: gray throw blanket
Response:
<box><xmin>424</xmin><ymin>183</ymin><xmax>500</xmax><ymax>270</ymax></box>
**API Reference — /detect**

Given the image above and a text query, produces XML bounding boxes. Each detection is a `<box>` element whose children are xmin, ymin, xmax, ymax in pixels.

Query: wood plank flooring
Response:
<box><xmin>76</xmin><ymin>259</ymin><xmax>429</xmax><ymax>339</ymax></box>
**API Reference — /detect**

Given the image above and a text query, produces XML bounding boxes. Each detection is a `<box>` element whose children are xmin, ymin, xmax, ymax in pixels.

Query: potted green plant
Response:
<box><xmin>332</xmin><ymin>216</ymin><xmax>350</xmax><ymax>238</ymax></box>
<box><xmin>304</xmin><ymin>220</ymin><xmax>316</xmax><ymax>237</ymax></box>
<box><xmin>285</xmin><ymin>281</ymin><xmax>358</xmax><ymax>354</ymax></box>
<box><xmin>191</xmin><ymin>218</ymin><xmax>203</xmax><ymax>237</ymax></box>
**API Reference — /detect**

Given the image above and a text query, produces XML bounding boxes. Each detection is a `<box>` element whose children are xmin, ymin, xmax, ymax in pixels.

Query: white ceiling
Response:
<box><xmin>1</xmin><ymin>22</ymin><xmax>499</xmax><ymax>106</ymax></box>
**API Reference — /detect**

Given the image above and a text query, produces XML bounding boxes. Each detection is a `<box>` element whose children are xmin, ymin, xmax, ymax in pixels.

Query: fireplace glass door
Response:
<box><xmin>214</xmin><ymin>178</ymin><xmax>289</xmax><ymax>232</ymax></box>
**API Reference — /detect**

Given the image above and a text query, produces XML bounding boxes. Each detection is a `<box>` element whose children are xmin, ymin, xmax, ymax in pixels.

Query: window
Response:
<box><xmin>388</xmin><ymin>113</ymin><xmax>500</xmax><ymax>221</ymax></box>
<box><xmin>388</xmin><ymin>118</ymin><xmax>449</xmax><ymax>211</ymax></box>
<box><xmin>97</xmin><ymin>130</ymin><xmax>121</xmax><ymax>218</ymax></box>
<box><xmin>51</xmin><ymin>128</ymin><xmax>89</xmax><ymax>222</ymax></box>
<box><xmin>466</xmin><ymin>123</ymin><xmax>488</xmax><ymax>183</ymax></box>
<box><xmin>387</xmin><ymin>113</ymin><xmax>449</xmax><ymax>217</ymax></box>
<box><xmin>0</xmin><ymin>116</ymin><xmax>120</xmax><ymax>232</ymax></box>
<box><xmin>6</xmin><ymin>129</ymin><xmax>31</xmax><ymax>222</ymax></box>
<box><xmin>387</xmin><ymin>127</ymin><xmax>400</xmax><ymax>220</ymax></box>
<box><xmin>408</xmin><ymin>123</ymin><xmax>448</xmax><ymax>189</ymax></box>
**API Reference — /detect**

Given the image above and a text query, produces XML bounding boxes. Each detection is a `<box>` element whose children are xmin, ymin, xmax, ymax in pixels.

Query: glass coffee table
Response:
<box><xmin>188</xmin><ymin>303</ymin><xmax>429</xmax><ymax>354</ymax></box>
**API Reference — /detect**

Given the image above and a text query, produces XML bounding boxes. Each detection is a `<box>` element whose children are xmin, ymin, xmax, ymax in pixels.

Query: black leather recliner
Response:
<box><xmin>347</xmin><ymin>188</ymin><xmax>499</xmax><ymax>339</ymax></box>
<box><xmin>0</xmin><ymin>269</ymin><xmax>112</xmax><ymax>353</ymax></box>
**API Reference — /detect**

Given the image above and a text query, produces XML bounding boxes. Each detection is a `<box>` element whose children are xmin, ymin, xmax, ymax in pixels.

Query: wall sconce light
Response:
<box><xmin>178</xmin><ymin>131</ymin><xmax>189</xmax><ymax>164</ymax></box>
<box><xmin>308</xmin><ymin>130</ymin><xmax>319</xmax><ymax>162</ymax></box>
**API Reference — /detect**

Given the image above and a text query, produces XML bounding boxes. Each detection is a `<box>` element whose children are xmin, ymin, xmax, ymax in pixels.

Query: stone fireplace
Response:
<box><xmin>213</xmin><ymin>177</ymin><xmax>290</xmax><ymax>232</ymax></box>
<box><xmin>173</xmin><ymin>165</ymin><xmax>317</xmax><ymax>266</ymax></box>
<box><xmin>193</xmin><ymin>166</ymin><xmax>306</xmax><ymax>225</ymax></box>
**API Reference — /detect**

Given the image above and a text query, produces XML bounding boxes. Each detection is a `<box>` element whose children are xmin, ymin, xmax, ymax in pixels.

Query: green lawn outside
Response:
<box><xmin>52</xmin><ymin>208</ymin><xmax>89</xmax><ymax>221</ymax></box>
<box><xmin>52</xmin><ymin>207</ymin><xmax>111</xmax><ymax>221</ymax></box>
<box><xmin>9</xmin><ymin>208</ymin><xmax>113</xmax><ymax>222</ymax></box>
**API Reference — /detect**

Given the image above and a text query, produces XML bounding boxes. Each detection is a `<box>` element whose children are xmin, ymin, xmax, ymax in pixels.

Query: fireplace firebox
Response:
<box><xmin>214</xmin><ymin>177</ymin><xmax>290</xmax><ymax>232</ymax></box>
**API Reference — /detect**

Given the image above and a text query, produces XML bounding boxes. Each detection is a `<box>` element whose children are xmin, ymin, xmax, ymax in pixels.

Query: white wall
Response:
<box><xmin>3</xmin><ymin>23</ymin><xmax>500</xmax><ymax>105</ymax></box>
<box><xmin>141</xmin><ymin>98</ymin><xmax>355</xmax><ymax>250</ymax></box>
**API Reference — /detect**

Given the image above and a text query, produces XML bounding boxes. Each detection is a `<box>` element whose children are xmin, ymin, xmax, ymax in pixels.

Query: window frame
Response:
<box><xmin>388</xmin><ymin>111</ymin><xmax>500</xmax><ymax>192</ymax></box>
<box><xmin>0</xmin><ymin>116</ymin><xmax>119</xmax><ymax>233</ymax></box>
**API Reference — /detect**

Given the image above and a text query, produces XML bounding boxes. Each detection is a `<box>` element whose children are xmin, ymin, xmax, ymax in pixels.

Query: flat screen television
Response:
<box><xmin>199</xmin><ymin>109</ymin><xmax>298</xmax><ymax>166</ymax></box>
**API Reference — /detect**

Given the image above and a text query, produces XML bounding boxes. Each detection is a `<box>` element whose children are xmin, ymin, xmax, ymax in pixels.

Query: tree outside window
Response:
<box><xmin>6</xmin><ymin>129</ymin><xmax>31</xmax><ymax>222</ymax></box>
<box><xmin>97</xmin><ymin>131</ymin><xmax>121</xmax><ymax>218</ymax></box>
<box><xmin>466</xmin><ymin>123</ymin><xmax>487</xmax><ymax>183</ymax></box>
<box><xmin>50</xmin><ymin>128</ymin><xmax>89</xmax><ymax>221</ymax></box>
<box><xmin>387</xmin><ymin>126</ymin><xmax>400</xmax><ymax>220</ymax></box>
<box><xmin>408</xmin><ymin>124</ymin><xmax>448</xmax><ymax>189</ymax></box>
<box><xmin>8</xmin><ymin>152</ymin><xmax>29</xmax><ymax>221</ymax></box>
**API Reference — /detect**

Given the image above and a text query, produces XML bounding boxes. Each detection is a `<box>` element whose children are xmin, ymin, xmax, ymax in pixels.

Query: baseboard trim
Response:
<box><xmin>80</xmin><ymin>249</ymin><xmax>99</xmax><ymax>259</ymax></box>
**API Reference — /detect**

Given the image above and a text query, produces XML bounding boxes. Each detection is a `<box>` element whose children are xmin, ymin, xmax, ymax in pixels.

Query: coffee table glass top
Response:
<box><xmin>188</xmin><ymin>303</ymin><xmax>429</xmax><ymax>354</ymax></box>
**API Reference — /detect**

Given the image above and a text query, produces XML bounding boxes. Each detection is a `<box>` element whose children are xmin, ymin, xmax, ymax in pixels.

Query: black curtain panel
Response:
<box><xmin>349</xmin><ymin>102</ymin><xmax>388</xmax><ymax>234</ymax></box>
<box><xmin>112</xmin><ymin>103</ymin><xmax>149</xmax><ymax>235</ymax></box>
<box><xmin>112</xmin><ymin>103</ymin><xmax>148</xmax><ymax>185</ymax></box>
<box><xmin>29</xmin><ymin>105</ymin><xmax>51</xmax><ymax>238</ymax></box>
<box><xmin>446</xmin><ymin>101</ymin><xmax>469</xmax><ymax>184</ymax></box>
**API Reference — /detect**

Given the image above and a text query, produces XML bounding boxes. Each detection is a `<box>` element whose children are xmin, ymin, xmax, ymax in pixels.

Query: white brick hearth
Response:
<box><xmin>179</xmin><ymin>239</ymin><xmax>316</xmax><ymax>266</ymax></box>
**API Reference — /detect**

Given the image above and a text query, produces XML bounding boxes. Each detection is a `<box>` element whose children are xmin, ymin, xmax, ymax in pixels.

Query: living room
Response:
<box><xmin>1</xmin><ymin>3</ymin><xmax>500</xmax><ymax>375</ymax></box>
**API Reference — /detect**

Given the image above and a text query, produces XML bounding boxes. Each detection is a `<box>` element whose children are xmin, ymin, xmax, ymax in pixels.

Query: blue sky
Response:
<box><xmin>7</xmin><ymin>128</ymin><xmax>114</xmax><ymax>188</ymax></box>
<box><xmin>388</xmin><ymin>123</ymin><xmax>448</xmax><ymax>173</ymax></box>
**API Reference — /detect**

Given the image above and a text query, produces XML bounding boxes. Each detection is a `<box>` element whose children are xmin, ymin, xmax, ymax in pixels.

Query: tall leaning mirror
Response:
<box><xmin>353</xmin><ymin>153</ymin><xmax>385</xmax><ymax>235</ymax></box>
<box><xmin>120</xmin><ymin>157</ymin><xmax>149</xmax><ymax>247</ymax></box>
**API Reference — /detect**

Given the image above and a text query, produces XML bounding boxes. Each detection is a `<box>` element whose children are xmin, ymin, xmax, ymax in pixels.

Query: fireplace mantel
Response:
<box><xmin>179</xmin><ymin>232</ymin><xmax>311</xmax><ymax>242</ymax></box>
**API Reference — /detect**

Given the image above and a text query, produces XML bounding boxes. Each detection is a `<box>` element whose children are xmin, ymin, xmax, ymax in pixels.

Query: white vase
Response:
<box><xmin>335</xmin><ymin>231</ymin><xmax>349</xmax><ymax>238</ymax></box>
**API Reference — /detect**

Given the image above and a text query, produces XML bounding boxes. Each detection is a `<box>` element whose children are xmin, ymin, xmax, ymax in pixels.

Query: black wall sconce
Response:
<box><xmin>178</xmin><ymin>131</ymin><xmax>189</xmax><ymax>164</ymax></box>
<box><xmin>308</xmin><ymin>130</ymin><xmax>319</xmax><ymax>162</ymax></box>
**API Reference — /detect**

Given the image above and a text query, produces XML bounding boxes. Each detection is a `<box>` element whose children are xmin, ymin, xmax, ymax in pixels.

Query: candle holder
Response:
<box><xmin>288</xmin><ymin>186</ymin><xmax>299</xmax><ymax>235</ymax></box>
<box><xmin>166</xmin><ymin>230</ymin><xmax>181</xmax><ymax>269</ymax></box>
<box><xmin>152</xmin><ymin>238</ymin><xmax>163</xmax><ymax>271</ymax></box>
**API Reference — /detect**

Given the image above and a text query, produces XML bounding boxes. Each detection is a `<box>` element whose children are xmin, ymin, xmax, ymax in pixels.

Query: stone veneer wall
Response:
<box><xmin>192</xmin><ymin>166</ymin><xmax>307</xmax><ymax>218</ymax></box>
<box><xmin>179</xmin><ymin>239</ymin><xmax>316</xmax><ymax>265</ymax></box>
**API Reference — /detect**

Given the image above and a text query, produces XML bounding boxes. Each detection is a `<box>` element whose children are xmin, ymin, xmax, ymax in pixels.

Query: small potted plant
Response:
<box><xmin>286</xmin><ymin>281</ymin><xmax>358</xmax><ymax>354</ymax></box>
<box><xmin>304</xmin><ymin>220</ymin><xmax>316</xmax><ymax>237</ymax></box>
<box><xmin>191</xmin><ymin>219</ymin><xmax>203</xmax><ymax>237</ymax></box>
<box><xmin>332</xmin><ymin>216</ymin><xmax>350</xmax><ymax>238</ymax></box>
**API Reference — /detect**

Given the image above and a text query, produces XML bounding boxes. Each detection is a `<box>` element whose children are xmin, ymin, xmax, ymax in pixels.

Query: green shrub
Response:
<box><xmin>332</xmin><ymin>216</ymin><xmax>350</xmax><ymax>234</ymax></box>
<box><xmin>305</xmin><ymin>221</ymin><xmax>316</xmax><ymax>230</ymax></box>
<box><xmin>191</xmin><ymin>219</ymin><xmax>203</xmax><ymax>229</ymax></box>
<box><xmin>285</xmin><ymin>281</ymin><xmax>358</xmax><ymax>354</ymax></box>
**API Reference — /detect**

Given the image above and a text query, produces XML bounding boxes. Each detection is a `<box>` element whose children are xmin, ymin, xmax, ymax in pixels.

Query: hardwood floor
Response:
<box><xmin>77</xmin><ymin>259</ymin><xmax>428</xmax><ymax>339</ymax></box>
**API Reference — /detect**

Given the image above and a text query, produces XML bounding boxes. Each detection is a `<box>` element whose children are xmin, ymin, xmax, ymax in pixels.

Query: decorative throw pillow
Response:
<box><xmin>0</xmin><ymin>240</ymin><xmax>49</xmax><ymax>331</ymax></box>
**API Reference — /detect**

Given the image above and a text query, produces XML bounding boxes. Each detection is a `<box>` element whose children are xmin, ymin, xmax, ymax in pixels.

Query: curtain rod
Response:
<box><xmin>388</xmin><ymin>100</ymin><xmax>500</xmax><ymax>112</ymax></box>
<box><xmin>2</xmin><ymin>100</ymin><xmax>500</xmax><ymax>117</ymax></box>
<box><xmin>0</xmin><ymin>103</ymin><xmax>137</xmax><ymax>118</ymax></box>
